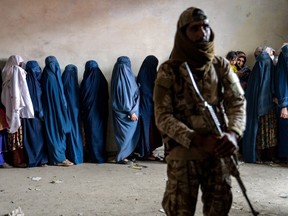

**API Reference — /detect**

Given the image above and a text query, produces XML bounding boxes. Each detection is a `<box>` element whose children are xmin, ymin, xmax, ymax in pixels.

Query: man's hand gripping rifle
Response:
<box><xmin>185</xmin><ymin>62</ymin><xmax>259</xmax><ymax>216</ymax></box>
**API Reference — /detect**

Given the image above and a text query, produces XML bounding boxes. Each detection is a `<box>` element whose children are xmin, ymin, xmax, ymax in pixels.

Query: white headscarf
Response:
<box><xmin>1</xmin><ymin>55</ymin><xmax>34</xmax><ymax>133</ymax></box>
<box><xmin>254</xmin><ymin>46</ymin><xmax>275</xmax><ymax>60</ymax></box>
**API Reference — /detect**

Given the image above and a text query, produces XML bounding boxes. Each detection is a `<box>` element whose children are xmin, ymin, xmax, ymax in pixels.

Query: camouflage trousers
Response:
<box><xmin>162</xmin><ymin>158</ymin><xmax>232</xmax><ymax>216</ymax></box>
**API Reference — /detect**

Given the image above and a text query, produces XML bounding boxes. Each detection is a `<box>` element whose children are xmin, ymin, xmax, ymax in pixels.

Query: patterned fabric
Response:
<box><xmin>0</xmin><ymin>108</ymin><xmax>8</xmax><ymax>131</ymax></box>
<box><xmin>162</xmin><ymin>159</ymin><xmax>232</xmax><ymax>216</ymax></box>
<box><xmin>7</xmin><ymin>126</ymin><xmax>23</xmax><ymax>151</ymax></box>
<box><xmin>154</xmin><ymin>57</ymin><xmax>246</xmax><ymax>160</ymax></box>
<box><xmin>6</xmin><ymin>126</ymin><xmax>26</xmax><ymax>167</ymax></box>
<box><xmin>256</xmin><ymin>109</ymin><xmax>277</xmax><ymax>150</ymax></box>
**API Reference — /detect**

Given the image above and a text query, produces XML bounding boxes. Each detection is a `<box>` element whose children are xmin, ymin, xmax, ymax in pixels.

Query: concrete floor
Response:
<box><xmin>0</xmin><ymin>156</ymin><xmax>288</xmax><ymax>216</ymax></box>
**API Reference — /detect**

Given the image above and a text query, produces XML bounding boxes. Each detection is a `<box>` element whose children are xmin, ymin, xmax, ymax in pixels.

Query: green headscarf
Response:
<box><xmin>170</xmin><ymin>7</ymin><xmax>215</xmax><ymax>74</ymax></box>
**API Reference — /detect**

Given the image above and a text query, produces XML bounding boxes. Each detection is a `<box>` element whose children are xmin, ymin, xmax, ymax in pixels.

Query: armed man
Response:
<box><xmin>153</xmin><ymin>7</ymin><xmax>247</xmax><ymax>216</ymax></box>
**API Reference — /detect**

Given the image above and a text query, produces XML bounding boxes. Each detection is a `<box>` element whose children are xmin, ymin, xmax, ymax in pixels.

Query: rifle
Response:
<box><xmin>185</xmin><ymin>62</ymin><xmax>259</xmax><ymax>216</ymax></box>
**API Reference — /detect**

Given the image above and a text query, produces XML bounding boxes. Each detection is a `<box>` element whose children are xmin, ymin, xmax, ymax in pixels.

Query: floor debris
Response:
<box><xmin>279</xmin><ymin>193</ymin><xmax>288</xmax><ymax>198</ymax></box>
<box><xmin>50</xmin><ymin>180</ymin><xmax>63</xmax><ymax>184</ymax></box>
<box><xmin>31</xmin><ymin>177</ymin><xmax>42</xmax><ymax>181</ymax></box>
<box><xmin>5</xmin><ymin>206</ymin><xmax>24</xmax><ymax>216</ymax></box>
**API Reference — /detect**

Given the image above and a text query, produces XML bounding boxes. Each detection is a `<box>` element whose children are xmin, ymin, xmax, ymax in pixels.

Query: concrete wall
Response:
<box><xmin>0</xmin><ymin>0</ymin><xmax>287</xmax><ymax>152</ymax></box>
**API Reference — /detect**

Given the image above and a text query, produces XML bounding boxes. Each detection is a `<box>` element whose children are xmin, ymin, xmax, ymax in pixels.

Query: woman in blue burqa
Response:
<box><xmin>242</xmin><ymin>47</ymin><xmax>277</xmax><ymax>163</ymax></box>
<box><xmin>22</xmin><ymin>60</ymin><xmax>48</xmax><ymax>167</ymax></box>
<box><xmin>136</xmin><ymin>55</ymin><xmax>162</xmax><ymax>160</ymax></box>
<box><xmin>275</xmin><ymin>44</ymin><xmax>288</xmax><ymax>163</ymax></box>
<box><xmin>62</xmin><ymin>64</ymin><xmax>84</xmax><ymax>165</ymax></box>
<box><xmin>111</xmin><ymin>56</ymin><xmax>140</xmax><ymax>164</ymax></box>
<box><xmin>41</xmin><ymin>56</ymin><xmax>73</xmax><ymax>166</ymax></box>
<box><xmin>80</xmin><ymin>60</ymin><xmax>108</xmax><ymax>163</ymax></box>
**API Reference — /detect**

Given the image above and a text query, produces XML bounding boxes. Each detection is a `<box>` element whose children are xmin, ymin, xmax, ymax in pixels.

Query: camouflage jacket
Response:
<box><xmin>153</xmin><ymin>56</ymin><xmax>246</xmax><ymax>159</ymax></box>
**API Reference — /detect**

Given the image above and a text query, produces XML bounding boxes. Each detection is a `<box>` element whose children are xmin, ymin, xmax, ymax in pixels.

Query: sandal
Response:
<box><xmin>255</xmin><ymin>160</ymin><xmax>264</xmax><ymax>164</ymax></box>
<box><xmin>0</xmin><ymin>162</ymin><xmax>13</xmax><ymax>168</ymax></box>
<box><xmin>145</xmin><ymin>153</ymin><xmax>164</xmax><ymax>161</ymax></box>
<box><xmin>117</xmin><ymin>158</ymin><xmax>133</xmax><ymax>165</ymax></box>
<box><xmin>146</xmin><ymin>155</ymin><xmax>161</xmax><ymax>161</ymax></box>
<box><xmin>57</xmin><ymin>159</ymin><xmax>74</xmax><ymax>167</ymax></box>
<box><xmin>15</xmin><ymin>163</ymin><xmax>27</xmax><ymax>168</ymax></box>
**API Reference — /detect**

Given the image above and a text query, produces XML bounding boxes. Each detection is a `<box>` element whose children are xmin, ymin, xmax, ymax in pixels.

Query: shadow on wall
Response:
<box><xmin>0</xmin><ymin>59</ymin><xmax>7</xmax><ymax>70</ymax></box>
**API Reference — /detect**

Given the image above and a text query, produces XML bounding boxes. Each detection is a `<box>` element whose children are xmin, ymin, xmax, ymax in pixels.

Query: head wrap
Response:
<box><xmin>254</xmin><ymin>46</ymin><xmax>275</xmax><ymax>59</ymax></box>
<box><xmin>237</xmin><ymin>51</ymin><xmax>246</xmax><ymax>57</ymax></box>
<box><xmin>264</xmin><ymin>46</ymin><xmax>275</xmax><ymax>54</ymax></box>
<box><xmin>254</xmin><ymin>46</ymin><xmax>263</xmax><ymax>58</ymax></box>
<box><xmin>170</xmin><ymin>7</ymin><xmax>215</xmax><ymax>74</ymax></box>
<box><xmin>236</xmin><ymin>51</ymin><xmax>247</xmax><ymax>66</ymax></box>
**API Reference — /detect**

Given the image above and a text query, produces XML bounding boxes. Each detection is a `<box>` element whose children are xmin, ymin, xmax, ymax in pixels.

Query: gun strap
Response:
<box><xmin>185</xmin><ymin>62</ymin><xmax>223</xmax><ymax>135</ymax></box>
<box><xmin>184</xmin><ymin>62</ymin><xmax>205</xmax><ymax>102</ymax></box>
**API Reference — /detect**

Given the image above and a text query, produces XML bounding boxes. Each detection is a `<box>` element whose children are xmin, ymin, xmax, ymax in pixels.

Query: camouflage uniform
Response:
<box><xmin>162</xmin><ymin>159</ymin><xmax>232</xmax><ymax>216</ymax></box>
<box><xmin>153</xmin><ymin>57</ymin><xmax>246</xmax><ymax>215</ymax></box>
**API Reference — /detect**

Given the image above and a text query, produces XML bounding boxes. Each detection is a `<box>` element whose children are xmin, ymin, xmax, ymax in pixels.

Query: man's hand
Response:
<box><xmin>215</xmin><ymin>131</ymin><xmax>239</xmax><ymax>157</ymax></box>
<box><xmin>193</xmin><ymin>131</ymin><xmax>238</xmax><ymax>157</ymax></box>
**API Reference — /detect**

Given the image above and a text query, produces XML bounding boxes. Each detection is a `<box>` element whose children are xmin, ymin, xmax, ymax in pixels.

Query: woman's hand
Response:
<box><xmin>129</xmin><ymin>113</ymin><xmax>138</xmax><ymax>121</ymax></box>
<box><xmin>280</xmin><ymin>107</ymin><xmax>288</xmax><ymax>119</ymax></box>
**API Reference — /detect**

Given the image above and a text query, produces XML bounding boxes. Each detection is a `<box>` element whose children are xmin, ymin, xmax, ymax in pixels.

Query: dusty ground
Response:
<box><xmin>0</xmin><ymin>157</ymin><xmax>288</xmax><ymax>216</ymax></box>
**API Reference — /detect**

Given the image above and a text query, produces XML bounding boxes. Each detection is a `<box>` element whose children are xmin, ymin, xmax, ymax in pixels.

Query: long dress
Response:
<box><xmin>0</xmin><ymin>109</ymin><xmax>8</xmax><ymax>166</ymax></box>
<box><xmin>275</xmin><ymin>44</ymin><xmax>288</xmax><ymax>159</ymax></box>
<box><xmin>62</xmin><ymin>64</ymin><xmax>84</xmax><ymax>164</ymax></box>
<box><xmin>0</xmin><ymin>72</ymin><xmax>8</xmax><ymax>166</ymax></box>
<box><xmin>1</xmin><ymin>55</ymin><xmax>34</xmax><ymax>167</ymax></box>
<box><xmin>111</xmin><ymin>56</ymin><xmax>140</xmax><ymax>162</ymax></box>
<box><xmin>22</xmin><ymin>60</ymin><xmax>48</xmax><ymax>167</ymax></box>
<box><xmin>136</xmin><ymin>55</ymin><xmax>162</xmax><ymax>158</ymax></box>
<box><xmin>80</xmin><ymin>60</ymin><xmax>108</xmax><ymax>163</ymax></box>
<box><xmin>41</xmin><ymin>56</ymin><xmax>71</xmax><ymax>165</ymax></box>
<box><xmin>242</xmin><ymin>52</ymin><xmax>277</xmax><ymax>163</ymax></box>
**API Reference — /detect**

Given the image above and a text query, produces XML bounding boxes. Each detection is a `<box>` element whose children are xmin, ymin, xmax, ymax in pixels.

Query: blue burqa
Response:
<box><xmin>41</xmin><ymin>56</ymin><xmax>71</xmax><ymax>165</ymax></box>
<box><xmin>111</xmin><ymin>56</ymin><xmax>140</xmax><ymax>162</ymax></box>
<box><xmin>275</xmin><ymin>45</ymin><xmax>288</xmax><ymax>158</ymax></box>
<box><xmin>242</xmin><ymin>52</ymin><xmax>275</xmax><ymax>163</ymax></box>
<box><xmin>136</xmin><ymin>55</ymin><xmax>162</xmax><ymax>157</ymax></box>
<box><xmin>62</xmin><ymin>64</ymin><xmax>84</xmax><ymax>164</ymax></box>
<box><xmin>80</xmin><ymin>60</ymin><xmax>108</xmax><ymax>163</ymax></box>
<box><xmin>22</xmin><ymin>60</ymin><xmax>48</xmax><ymax>167</ymax></box>
<box><xmin>0</xmin><ymin>130</ymin><xmax>6</xmax><ymax>165</ymax></box>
